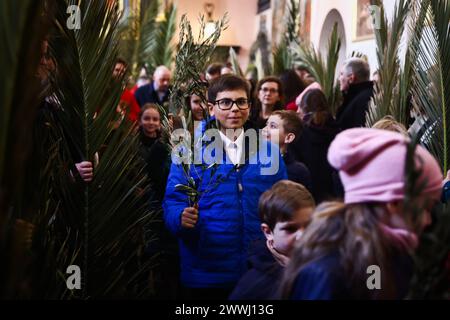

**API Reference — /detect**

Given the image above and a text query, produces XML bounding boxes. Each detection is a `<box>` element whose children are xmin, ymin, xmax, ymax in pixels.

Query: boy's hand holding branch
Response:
<box><xmin>181</xmin><ymin>204</ymin><xmax>199</xmax><ymax>229</ymax></box>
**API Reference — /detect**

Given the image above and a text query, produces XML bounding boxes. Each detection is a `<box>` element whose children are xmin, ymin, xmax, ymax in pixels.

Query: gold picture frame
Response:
<box><xmin>353</xmin><ymin>0</ymin><xmax>375</xmax><ymax>42</ymax></box>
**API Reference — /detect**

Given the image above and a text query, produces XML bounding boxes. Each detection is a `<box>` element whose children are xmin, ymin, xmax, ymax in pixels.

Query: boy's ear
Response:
<box><xmin>284</xmin><ymin>132</ymin><xmax>296</xmax><ymax>145</ymax></box>
<box><xmin>261</xmin><ymin>223</ymin><xmax>273</xmax><ymax>241</ymax></box>
<box><xmin>208</xmin><ymin>102</ymin><xmax>215</xmax><ymax>117</ymax></box>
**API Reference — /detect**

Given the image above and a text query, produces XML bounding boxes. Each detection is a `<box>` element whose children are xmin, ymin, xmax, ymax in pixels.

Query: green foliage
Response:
<box><xmin>366</xmin><ymin>0</ymin><xmax>413</xmax><ymax>127</ymax></box>
<box><xmin>412</xmin><ymin>0</ymin><xmax>450</xmax><ymax>173</ymax></box>
<box><xmin>272</xmin><ymin>0</ymin><xmax>300</xmax><ymax>76</ymax></box>
<box><xmin>285</xmin><ymin>0</ymin><xmax>300</xmax><ymax>44</ymax></box>
<box><xmin>404</xmin><ymin>137</ymin><xmax>450</xmax><ymax>299</ymax></box>
<box><xmin>170</xmin><ymin>13</ymin><xmax>228</xmax><ymax>205</ymax></box>
<box><xmin>118</xmin><ymin>1</ymin><xmax>177</xmax><ymax>77</ymax></box>
<box><xmin>170</xmin><ymin>14</ymin><xmax>228</xmax><ymax>116</ymax></box>
<box><xmin>293</xmin><ymin>24</ymin><xmax>342</xmax><ymax>115</ymax></box>
<box><xmin>147</xmin><ymin>3</ymin><xmax>177</xmax><ymax>72</ymax></box>
<box><xmin>49</xmin><ymin>0</ymin><xmax>154</xmax><ymax>298</ymax></box>
<box><xmin>272</xmin><ymin>41</ymin><xmax>292</xmax><ymax>76</ymax></box>
<box><xmin>407</xmin><ymin>201</ymin><xmax>450</xmax><ymax>299</ymax></box>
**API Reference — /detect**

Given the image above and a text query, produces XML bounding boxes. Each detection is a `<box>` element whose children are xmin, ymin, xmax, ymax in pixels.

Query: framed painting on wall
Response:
<box><xmin>353</xmin><ymin>0</ymin><xmax>375</xmax><ymax>41</ymax></box>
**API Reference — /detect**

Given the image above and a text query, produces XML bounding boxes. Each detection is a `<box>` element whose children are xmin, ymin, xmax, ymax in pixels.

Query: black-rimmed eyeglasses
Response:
<box><xmin>214</xmin><ymin>98</ymin><xmax>250</xmax><ymax>110</ymax></box>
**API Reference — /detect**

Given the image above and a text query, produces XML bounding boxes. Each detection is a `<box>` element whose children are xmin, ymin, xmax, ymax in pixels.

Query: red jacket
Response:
<box><xmin>120</xmin><ymin>89</ymin><xmax>140</xmax><ymax>122</ymax></box>
<box><xmin>285</xmin><ymin>100</ymin><xmax>297</xmax><ymax>111</ymax></box>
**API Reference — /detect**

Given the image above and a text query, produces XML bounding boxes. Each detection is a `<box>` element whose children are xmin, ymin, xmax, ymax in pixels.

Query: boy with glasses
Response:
<box><xmin>163</xmin><ymin>75</ymin><xmax>287</xmax><ymax>300</ymax></box>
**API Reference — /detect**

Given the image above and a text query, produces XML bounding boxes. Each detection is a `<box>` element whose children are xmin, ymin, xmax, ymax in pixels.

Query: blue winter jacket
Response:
<box><xmin>290</xmin><ymin>250</ymin><xmax>414</xmax><ymax>300</ymax></box>
<box><xmin>163</xmin><ymin>130</ymin><xmax>287</xmax><ymax>289</ymax></box>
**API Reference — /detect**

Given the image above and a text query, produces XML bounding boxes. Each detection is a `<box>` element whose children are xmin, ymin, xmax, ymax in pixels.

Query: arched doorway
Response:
<box><xmin>318</xmin><ymin>9</ymin><xmax>347</xmax><ymax>79</ymax></box>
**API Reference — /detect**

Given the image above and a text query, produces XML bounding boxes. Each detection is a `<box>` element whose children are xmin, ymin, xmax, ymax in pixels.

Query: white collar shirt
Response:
<box><xmin>219</xmin><ymin>130</ymin><xmax>245</xmax><ymax>165</ymax></box>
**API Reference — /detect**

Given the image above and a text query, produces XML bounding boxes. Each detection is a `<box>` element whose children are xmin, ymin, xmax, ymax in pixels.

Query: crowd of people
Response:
<box><xmin>75</xmin><ymin>55</ymin><xmax>448</xmax><ymax>300</ymax></box>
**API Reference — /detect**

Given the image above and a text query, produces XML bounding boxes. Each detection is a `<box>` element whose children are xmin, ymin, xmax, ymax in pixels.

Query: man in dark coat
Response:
<box><xmin>336</xmin><ymin>58</ymin><xmax>374</xmax><ymax>130</ymax></box>
<box><xmin>134</xmin><ymin>65</ymin><xmax>172</xmax><ymax>108</ymax></box>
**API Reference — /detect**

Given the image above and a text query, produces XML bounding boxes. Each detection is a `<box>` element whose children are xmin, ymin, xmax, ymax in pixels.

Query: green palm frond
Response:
<box><xmin>50</xmin><ymin>0</ymin><xmax>153</xmax><ymax>298</ymax></box>
<box><xmin>412</xmin><ymin>0</ymin><xmax>450</xmax><ymax>173</ymax></box>
<box><xmin>117</xmin><ymin>5</ymin><xmax>144</xmax><ymax>76</ymax></box>
<box><xmin>366</xmin><ymin>0</ymin><xmax>412</xmax><ymax>127</ymax></box>
<box><xmin>148</xmin><ymin>3</ymin><xmax>177</xmax><ymax>71</ymax></box>
<box><xmin>272</xmin><ymin>41</ymin><xmax>291</xmax><ymax>76</ymax></box>
<box><xmin>293</xmin><ymin>23</ymin><xmax>342</xmax><ymax>115</ymax></box>
<box><xmin>407</xmin><ymin>201</ymin><xmax>450</xmax><ymax>299</ymax></box>
<box><xmin>404</xmin><ymin>137</ymin><xmax>450</xmax><ymax>299</ymax></box>
<box><xmin>170</xmin><ymin>13</ymin><xmax>228</xmax><ymax>205</ymax></box>
<box><xmin>272</xmin><ymin>0</ymin><xmax>300</xmax><ymax>76</ymax></box>
<box><xmin>119</xmin><ymin>1</ymin><xmax>177</xmax><ymax>76</ymax></box>
<box><xmin>136</xmin><ymin>0</ymin><xmax>159</xmax><ymax>73</ymax></box>
<box><xmin>285</xmin><ymin>0</ymin><xmax>300</xmax><ymax>44</ymax></box>
<box><xmin>28</xmin><ymin>129</ymin><xmax>82</xmax><ymax>299</ymax></box>
<box><xmin>170</xmin><ymin>13</ymin><xmax>228</xmax><ymax>116</ymax></box>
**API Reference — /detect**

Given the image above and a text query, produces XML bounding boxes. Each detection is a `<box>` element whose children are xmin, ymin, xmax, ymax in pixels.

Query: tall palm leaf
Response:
<box><xmin>285</xmin><ymin>0</ymin><xmax>300</xmax><ymax>44</ymax></box>
<box><xmin>122</xmin><ymin>1</ymin><xmax>177</xmax><ymax>77</ymax></box>
<box><xmin>51</xmin><ymin>0</ymin><xmax>153</xmax><ymax>298</ymax></box>
<box><xmin>272</xmin><ymin>41</ymin><xmax>292</xmax><ymax>76</ymax></box>
<box><xmin>135</xmin><ymin>0</ymin><xmax>159</xmax><ymax>66</ymax></box>
<box><xmin>117</xmin><ymin>5</ymin><xmax>140</xmax><ymax>75</ymax></box>
<box><xmin>366</xmin><ymin>0</ymin><xmax>413</xmax><ymax>127</ymax></box>
<box><xmin>148</xmin><ymin>3</ymin><xmax>177</xmax><ymax>71</ymax></box>
<box><xmin>293</xmin><ymin>23</ymin><xmax>342</xmax><ymax>115</ymax></box>
<box><xmin>27</xmin><ymin>126</ymin><xmax>82</xmax><ymax>299</ymax></box>
<box><xmin>272</xmin><ymin>0</ymin><xmax>300</xmax><ymax>76</ymax></box>
<box><xmin>404</xmin><ymin>137</ymin><xmax>450</xmax><ymax>299</ymax></box>
<box><xmin>412</xmin><ymin>0</ymin><xmax>450</xmax><ymax>173</ymax></box>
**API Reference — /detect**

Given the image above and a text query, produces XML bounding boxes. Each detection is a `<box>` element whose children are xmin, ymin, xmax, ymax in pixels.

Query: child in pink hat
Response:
<box><xmin>280</xmin><ymin>128</ymin><xmax>443</xmax><ymax>300</ymax></box>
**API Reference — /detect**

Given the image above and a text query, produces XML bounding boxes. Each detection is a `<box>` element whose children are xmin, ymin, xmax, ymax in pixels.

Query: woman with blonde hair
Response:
<box><xmin>372</xmin><ymin>115</ymin><xmax>408</xmax><ymax>136</ymax></box>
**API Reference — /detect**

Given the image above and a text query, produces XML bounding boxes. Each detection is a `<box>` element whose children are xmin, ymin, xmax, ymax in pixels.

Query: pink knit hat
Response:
<box><xmin>328</xmin><ymin>128</ymin><xmax>443</xmax><ymax>204</ymax></box>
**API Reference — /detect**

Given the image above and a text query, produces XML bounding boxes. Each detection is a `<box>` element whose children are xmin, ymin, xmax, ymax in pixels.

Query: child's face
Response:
<box><xmin>262</xmin><ymin>115</ymin><xmax>294</xmax><ymax>148</ymax></box>
<box><xmin>140</xmin><ymin>108</ymin><xmax>161</xmax><ymax>137</ymax></box>
<box><xmin>264</xmin><ymin>207</ymin><xmax>314</xmax><ymax>256</ymax></box>
<box><xmin>258</xmin><ymin>81</ymin><xmax>281</xmax><ymax>107</ymax></box>
<box><xmin>209</xmin><ymin>90</ymin><xmax>249</xmax><ymax>132</ymax></box>
<box><xmin>190</xmin><ymin>94</ymin><xmax>206</xmax><ymax>121</ymax></box>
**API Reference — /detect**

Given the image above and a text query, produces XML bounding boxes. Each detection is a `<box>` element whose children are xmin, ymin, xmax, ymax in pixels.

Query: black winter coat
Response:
<box><xmin>229</xmin><ymin>239</ymin><xmax>283</xmax><ymax>300</ymax></box>
<box><xmin>336</xmin><ymin>81</ymin><xmax>374</xmax><ymax>130</ymax></box>
<box><xmin>283</xmin><ymin>151</ymin><xmax>312</xmax><ymax>192</ymax></box>
<box><xmin>291</xmin><ymin>117</ymin><xmax>340</xmax><ymax>203</ymax></box>
<box><xmin>139</xmin><ymin>131</ymin><xmax>171</xmax><ymax>204</ymax></box>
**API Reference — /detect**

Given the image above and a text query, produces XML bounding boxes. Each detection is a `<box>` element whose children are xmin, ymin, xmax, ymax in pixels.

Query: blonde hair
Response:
<box><xmin>372</xmin><ymin>116</ymin><xmax>408</xmax><ymax>136</ymax></box>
